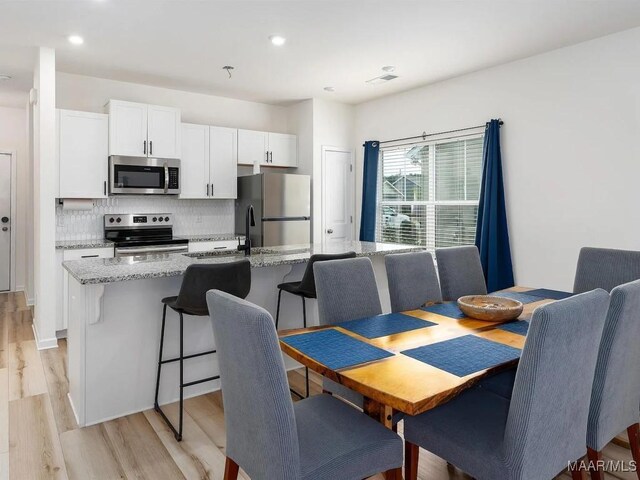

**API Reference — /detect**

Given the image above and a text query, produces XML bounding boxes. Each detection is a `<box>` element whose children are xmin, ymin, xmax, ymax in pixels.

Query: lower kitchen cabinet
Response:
<box><xmin>187</xmin><ymin>240</ymin><xmax>239</xmax><ymax>253</ymax></box>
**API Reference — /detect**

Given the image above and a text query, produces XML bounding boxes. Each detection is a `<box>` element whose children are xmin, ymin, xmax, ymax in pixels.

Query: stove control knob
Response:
<box><xmin>164</xmin><ymin>216</ymin><xmax>170</xmax><ymax>222</ymax></box>
<box><xmin>152</xmin><ymin>217</ymin><xmax>157</xmax><ymax>222</ymax></box>
<box><xmin>158</xmin><ymin>217</ymin><xmax>163</xmax><ymax>222</ymax></box>
<box><xmin>116</xmin><ymin>217</ymin><xmax>122</xmax><ymax>223</ymax></box>
<box><xmin>109</xmin><ymin>218</ymin><xmax>115</xmax><ymax>223</ymax></box>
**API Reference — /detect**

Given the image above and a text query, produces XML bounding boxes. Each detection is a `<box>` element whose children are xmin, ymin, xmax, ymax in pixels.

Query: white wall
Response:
<box><xmin>354</xmin><ymin>26</ymin><xmax>640</xmax><ymax>291</ymax></box>
<box><xmin>311</xmin><ymin>99</ymin><xmax>355</xmax><ymax>243</ymax></box>
<box><xmin>56</xmin><ymin>72</ymin><xmax>289</xmax><ymax>133</ymax></box>
<box><xmin>0</xmin><ymin>106</ymin><xmax>28</xmax><ymax>293</ymax></box>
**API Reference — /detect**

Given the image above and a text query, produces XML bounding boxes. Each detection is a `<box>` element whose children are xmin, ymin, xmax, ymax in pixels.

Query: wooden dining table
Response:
<box><xmin>278</xmin><ymin>286</ymin><xmax>564</xmax><ymax>432</ymax></box>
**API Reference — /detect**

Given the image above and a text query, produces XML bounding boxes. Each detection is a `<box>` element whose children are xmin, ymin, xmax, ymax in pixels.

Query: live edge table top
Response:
<box><xmin>278</xmin><ymin>286</ymin><xmax>559</xmax><ymax>417</ymax></box>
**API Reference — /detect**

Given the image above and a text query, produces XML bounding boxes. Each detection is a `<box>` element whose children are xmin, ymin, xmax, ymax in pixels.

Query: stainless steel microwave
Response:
<box><xmin>109</xmin><ymin>156</ymin><xmax>180</xmax><ymax>195</ymax></box>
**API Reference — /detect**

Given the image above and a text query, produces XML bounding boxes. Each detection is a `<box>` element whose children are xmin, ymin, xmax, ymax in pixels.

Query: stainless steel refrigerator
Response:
<box><xmin>235</xmin><ymin>173</ymin><xmax>311</xmax><ymax>247</ymax></box>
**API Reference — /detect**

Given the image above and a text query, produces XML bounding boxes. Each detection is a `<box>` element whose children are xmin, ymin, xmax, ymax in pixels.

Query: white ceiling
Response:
<box><xmin>1</xmin><ymin>1</ymin><xmax>640</xmax><ymax>106</ymax></box>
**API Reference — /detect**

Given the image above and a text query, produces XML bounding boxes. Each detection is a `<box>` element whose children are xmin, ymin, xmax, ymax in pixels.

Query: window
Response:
<box><xmin>376</xmin><ymin>135</ymin><xmax>483</xmax><ymax>250</ymax></box>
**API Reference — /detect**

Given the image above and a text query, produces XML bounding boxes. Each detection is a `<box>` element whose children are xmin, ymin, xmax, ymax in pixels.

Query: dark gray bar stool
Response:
<box><xmin>154</xmin><ymin>260</ymin><xmax>251</xmax><ymax>441</ymax></box>
<box><xmin>275</xmin><ymin>251</ymin><xmax>356</xmax><ymax>398</ymax></box>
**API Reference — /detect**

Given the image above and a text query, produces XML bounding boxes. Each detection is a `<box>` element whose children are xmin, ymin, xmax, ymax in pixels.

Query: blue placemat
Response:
<box><xmin>281</xmin><ymin>329</ymin><xmax>393</xmax><ymax>370</ymax></box>
<box><xmin>421</xmin><ymin>302</ymin><xmax>466</xmax><ymax>319</ymax></box>
<box><xmin>401</xmin><ymin>335</ymin><xmax>521</xmax><ymax>377</ymax></box>
<box><xmin>497</xmin><ymin>320</ymin><xmax>530</xmax><ymax>336</ymax></box>
<box><xmin>526</xmin><ymin>288</ymin><xmax>573</xmax><ymax>300</ymax></box>
<box><xmin>491</xmin><ymin>291</ymin><xmax>547</xmax><ymax>304</ymax></box>
<box><xmin>338</xmin><ymin>313</ymin><xmax>436</xmax><ymax>339</ymax></box>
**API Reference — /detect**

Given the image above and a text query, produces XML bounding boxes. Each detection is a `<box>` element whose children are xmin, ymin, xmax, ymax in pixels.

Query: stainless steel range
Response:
<box><xmin>104</xmin><ymin>213</ymin><xmax>188</xmax><ymax>257</ymax></box>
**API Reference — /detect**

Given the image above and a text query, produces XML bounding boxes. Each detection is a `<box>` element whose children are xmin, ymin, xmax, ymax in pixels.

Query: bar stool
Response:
<box><xmin>275</xmin><ymin>251</ymin><xmax>356</xmax><ymax>398</ymax></box>
<box><xmin>154</xmin><ymin>260</ymin><xmax>251</xmax><ymax>441</ymax></box>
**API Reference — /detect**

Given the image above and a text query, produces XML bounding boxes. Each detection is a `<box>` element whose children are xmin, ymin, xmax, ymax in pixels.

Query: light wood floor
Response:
<box><xmin>0</xmin><ymin>291</ymin><xmax>634</xmax><ymax>480</ymax></box>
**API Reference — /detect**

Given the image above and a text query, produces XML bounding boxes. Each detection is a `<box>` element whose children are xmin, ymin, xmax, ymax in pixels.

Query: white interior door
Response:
<box><xmin>322</xmin><ymin>148</ymin><xmax>353</xmax><ymax>243</ymax></box>
<box><xmin>0</xmin><ymin>154</ymin><xmax>11</xmax><ymax>291</ymax></box>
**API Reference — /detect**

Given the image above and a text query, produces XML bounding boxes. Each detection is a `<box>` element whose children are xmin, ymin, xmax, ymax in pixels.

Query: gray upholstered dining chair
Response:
<box><xmin>385</xmin><ymin>251</ymin><xmax>442</xmax><ymax>312</ymax></box>
<box><xmin>574</xmin><ymin>246</ymin><xmax>640</xmax><ymax>293</ymax></box>
<box><xmin>206</xmin><ymin>290</ymin><xmax>403</xmax><ymax>480</ymax></box>
<box><xmin>313</xmin><ymin>257</ymin><xmax>382</xmax><ymax>407</ymax></box>
<box><xmin>403</xmin><ymin>289</ymin><xmax>610</xmax><ymax>480</ymax></box>
<box><xmin>435</xmin><ymin>245</ymin><xmax>487</xmax><ymax>301</ymax></box>
<box><xmin>586</xmin><ymin>279</ymin><xmax>640</xmax><ymax>479</ymax></box>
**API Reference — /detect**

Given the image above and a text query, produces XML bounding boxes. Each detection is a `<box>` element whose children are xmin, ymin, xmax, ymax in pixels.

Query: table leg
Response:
<box><xmin>363</xmin><ymin>398</ymin><xmax>402</xmax><ymax>479</ymax></box>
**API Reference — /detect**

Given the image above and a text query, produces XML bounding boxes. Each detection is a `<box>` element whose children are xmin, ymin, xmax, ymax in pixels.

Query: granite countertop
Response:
<box><xmin>55</xmin><ymin>240</ymin><xmax>115</xmax><ymax>250</ymax></box>
<box><xmin>56</xmin><ymin>233</ymin><xmax>242</xmax><ymax>250</ymax></box>
<box><xmin>63</xmin><ymin>241</ymin><xmax>423</xmax><ymax>285</ymax></box>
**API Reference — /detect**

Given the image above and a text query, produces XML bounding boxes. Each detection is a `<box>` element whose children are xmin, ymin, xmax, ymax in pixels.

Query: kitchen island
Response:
<box><xmin>63</xmin><ymin>241</ymin><xmax>421</xmax><ymax>426</ymax></box>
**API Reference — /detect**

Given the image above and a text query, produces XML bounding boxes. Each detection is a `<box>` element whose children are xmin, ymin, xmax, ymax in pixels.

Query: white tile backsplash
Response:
<box><xmin>55</xmin><ymin>197</ymin><xmax>235</xmax><ymax>241</ymax></box>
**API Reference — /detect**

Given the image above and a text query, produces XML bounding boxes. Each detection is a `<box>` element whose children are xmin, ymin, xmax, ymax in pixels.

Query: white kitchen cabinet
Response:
<box><xmin>57</xmin><ymin>109</ymin><xmax>109</xmax><ymax>198</ymax></box>
<box><xmin>107</xmin><ymin>100</ymin><xmax>180</xmax><ymax>159</ymax></box>
<box><xmin>237</xmin><ymin>129</ymin><xmax>268</xmax><ymax>166</ymax></box>
<box><xmin>209</xmin><ymin>126</ymin><xmax>238</xmax><ymax>199</ymax></box>
<box><xmin>180</xmin><ymin>123</ymin><xmax>210</xmax><ymax>199</ymax></box>
<box><xmin>268</xmin><ymin>132</ymin><xmax>297</xmax><ymax>167</ymax></box>
<box><xmin>187</xmin><ymin>240</ymin><xmax>239</xmax><ymax>253</ymax></box>
<box><xmin>58</xmin><ymin>246</ymin><xmax>114</xmax><ymax>332</ymax></box>
<box><xmin>107</xmin><ymin>100</ymin><xmax>148</xmax><ymax>157</ymax></box>
<box><xmin>180</xmin><ymin>124</ymin><xmax>237</xmax><ymax>199</ymax></box>
<box><xmin>147</xmin><ymin>105</ymin><xmax>181</xmax><ymax>158</ymax></box>
<box><xmin>237</xmin><ymin>129</ymin><xmax>297</xmax><ymax>167</ymax></box>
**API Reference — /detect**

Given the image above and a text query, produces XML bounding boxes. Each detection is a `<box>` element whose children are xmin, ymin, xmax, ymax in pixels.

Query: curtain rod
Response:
<box><xmin>377</xmin><ymin>120</ymin><xmax>503</xmax><ymax>145</ymax></box>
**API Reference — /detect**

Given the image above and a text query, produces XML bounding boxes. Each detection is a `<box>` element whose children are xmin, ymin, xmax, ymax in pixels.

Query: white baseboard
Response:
<box><xmin>31</xmin><ymin>323</ymin><xmax>58</xmax><ymax>350</ymax></box>
<box><xmin>67</xmin><ymin>392</ymin><xmax>80</xmax><ymax>426</ymax></box>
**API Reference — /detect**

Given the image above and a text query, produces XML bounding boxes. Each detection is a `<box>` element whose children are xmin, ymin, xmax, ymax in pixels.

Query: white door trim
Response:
<box><xmin>321</xmin><ymin>146</ymin><xmax>355</xmax><ymax>243</ymax></box>
<box><xmin>0</xmin><ymin>149</ymin><xmax>17</xmax><ymax>292</ymax></box>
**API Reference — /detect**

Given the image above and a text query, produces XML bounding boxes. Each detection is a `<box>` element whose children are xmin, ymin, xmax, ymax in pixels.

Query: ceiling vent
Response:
<box><xmin>366</xmin><ymin>74</ymin><xmax>399</xmax><ymax>85</ymax></box>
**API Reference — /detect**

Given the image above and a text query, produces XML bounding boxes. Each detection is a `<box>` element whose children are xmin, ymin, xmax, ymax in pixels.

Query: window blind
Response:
<box><xmin>376</xmin><ymin>135</ymin><xmax>483</xmax><ymax>250</ymax></box>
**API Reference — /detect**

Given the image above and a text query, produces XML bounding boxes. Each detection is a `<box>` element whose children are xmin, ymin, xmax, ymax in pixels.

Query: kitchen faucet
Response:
<box><xmin>237</xmin><ymin>204</ymin><xmax>255</xmax><ymax>256</ymax></box>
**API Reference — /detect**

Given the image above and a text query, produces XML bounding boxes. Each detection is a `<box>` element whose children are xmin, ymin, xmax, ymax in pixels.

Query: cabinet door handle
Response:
<box><xmin>81</xmin><ymin>255</ymin><xmax>99</xmax><ymax>258</ymax></box>
<box><xmin>210</xmin><ymin>184</ymin><xmax>213</xmax><ymax>197</ymax></box>
<box><xmin>265</xmin><ymin>151</ymin><xmax>269</xmax><ymax>163</ymax></box>
<box><xmin>150</xmin><ymin>140</ymin><xmax>153</xmax><ymax>156</ymax></box>
<box><xmin>143</xmin><ymin>140</ymin><xmax>147</xmax><ymax>155</ymax></box>
<box><xmin>206</xmin><ymin>183</ymin><xmax>209</xmax><ymax>197</ymax></box>
<box><xmin>103</xmin><ymin>181</ymin><xmax>107</xmax><ymax>196</ymax></box>
<box><xmin>270</xmin><ymin>151</ymin><xmax>273</xmax><ymax>163</ymax></box>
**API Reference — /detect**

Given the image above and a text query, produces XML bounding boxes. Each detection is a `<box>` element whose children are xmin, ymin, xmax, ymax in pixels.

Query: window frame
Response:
<box><xmin>376</xmin><ymin>132</ymin><xmax>484</xmax><ymax>250</ymax></box>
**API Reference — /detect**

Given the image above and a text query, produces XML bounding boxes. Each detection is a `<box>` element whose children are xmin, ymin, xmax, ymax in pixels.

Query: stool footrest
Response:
<box><xmin>182</xmin><ymin>375</ymin><xmax>220</xmax><ymax>388</ymax></box>
<box><xmin>160</xmin><ymin>349</ymin><xmax>217</xmax><ymax>364</ymax></box>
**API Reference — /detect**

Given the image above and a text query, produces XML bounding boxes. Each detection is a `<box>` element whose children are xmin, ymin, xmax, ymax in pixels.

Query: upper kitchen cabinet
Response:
<box><xmin>209</xmin><ymin>126</ymin><xmax>238</xmax><ymax>199</ymax></box>
<box><xmin>180</xmin><ymin>123</ymin><xmax>237</xmax><ymax>199</ymax></box>
<box><xmin>180</xmin><ymin>123</ymin><xmax>210</xmax><ymax>198</ymax></box>
<box><xmin>57</xmin><ymin>109</ymin><xmax>109</xmax><ymax>198</ymax></box>
<box><xmin>107</xmin><ymin>100</ymin><xmax>181</xmax><ymax>158</ymax></box>
<box><xmin>237</xmin><ymin>129</ymin><xmax>297</xmax><ymax>167</ymax></box>
<box><xmin>267</xmin><ymin>132</ymin><xmax>297</xmax><ymax>167</ymax></box>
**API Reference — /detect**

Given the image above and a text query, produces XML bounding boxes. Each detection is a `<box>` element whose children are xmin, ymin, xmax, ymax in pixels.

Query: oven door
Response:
<box><xmin>109</xmin><ymin>156</ymin><xmax>180</xmax><ymax>195</ymax></box>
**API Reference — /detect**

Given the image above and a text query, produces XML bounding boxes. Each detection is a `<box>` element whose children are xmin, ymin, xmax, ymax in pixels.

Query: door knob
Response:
<box><xmin>326</xmin><ymin>229</ymin><xmax>333</xmax><ymax>234</ymax></box>
<box><xmin>1</xmin><ymin>227</ymin><xmax>7</xmax><ymax>232</ymax></box>
<box><xmin>1</xmin><ymin>217</ymin><xmax>8</xmax><ymax>223</ymax></box>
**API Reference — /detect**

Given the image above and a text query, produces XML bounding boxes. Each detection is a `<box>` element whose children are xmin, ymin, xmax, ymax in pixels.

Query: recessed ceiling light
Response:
<box><xmin>68</xmin><ymin>35</ymin><xmax>84</xmax><ymax>45</ymax></box>
<box><xmin>269</xmin><ymin>35</ymin><xmax>286</xmax><ymax>46</ymax></box>
<box><xmin>323</xmin><ymin>86</ymin><xmax>335</xmax><ymax>92</ymax></box>
<box><xmin>382</xmin><ymin>65</ymin><xmax>396</xmax><ymax>72</ymax></box>
<box><xmin>0</xmin><ymin>75</ymin><xmax>11</xmax><ymax>81</ymax></box>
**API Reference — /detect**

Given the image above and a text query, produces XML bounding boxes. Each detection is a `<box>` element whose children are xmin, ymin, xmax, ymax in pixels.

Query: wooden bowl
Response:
<box><xmin>457</xmin><ymin>295</ymin><xmax>524</xmax><ymax>322</ymax></box>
